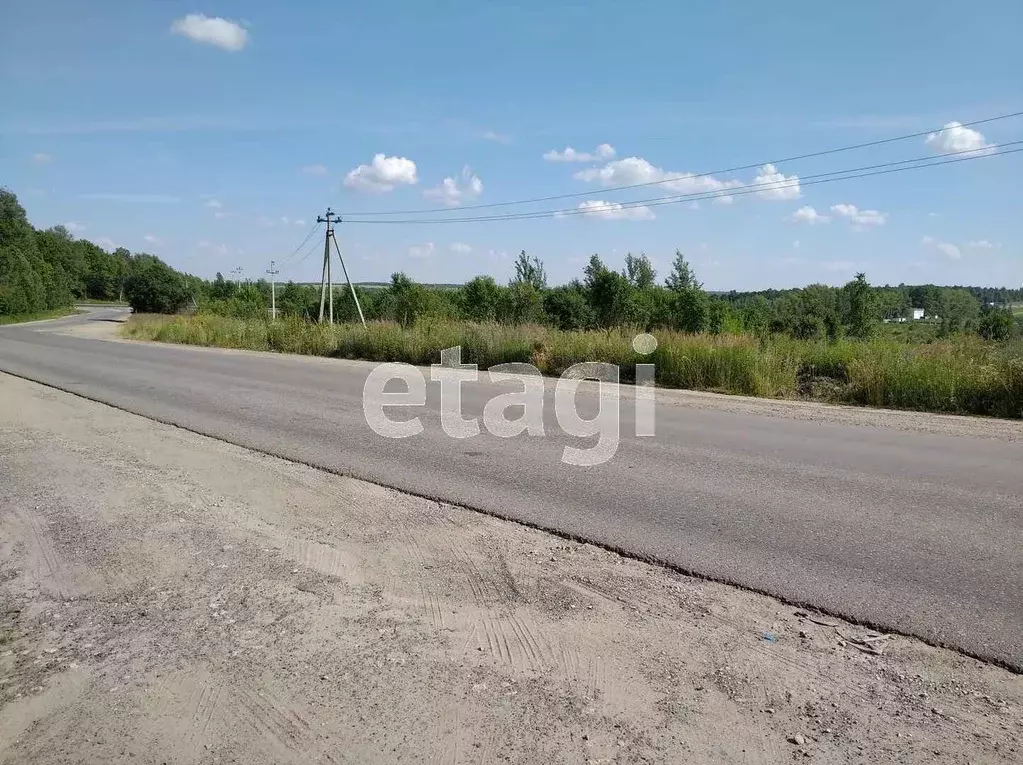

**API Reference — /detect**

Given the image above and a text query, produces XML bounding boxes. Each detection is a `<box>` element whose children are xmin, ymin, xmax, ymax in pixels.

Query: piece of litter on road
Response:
<box><xmin>762</xmin><ymin>632</ymin><xmax>778</xmax><ymax>643</ymax></box>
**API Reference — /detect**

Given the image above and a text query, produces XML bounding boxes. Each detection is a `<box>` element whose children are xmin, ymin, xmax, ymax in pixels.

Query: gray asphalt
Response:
<box><xmin>1</xmin><ymin>309</ymin><xmax>1021</xmax><ymax>669</ymax></box>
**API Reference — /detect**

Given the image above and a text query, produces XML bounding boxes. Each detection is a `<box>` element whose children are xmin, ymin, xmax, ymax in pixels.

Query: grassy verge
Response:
<box><xmin>122</xmin><ymin>314</ymin><xmax>1023</xmax><ymax>419</ymax></box>
<box><xmin>0</xmin><ymin>307</ymin><xmax>80</xmax><ymax>326</ymax></box>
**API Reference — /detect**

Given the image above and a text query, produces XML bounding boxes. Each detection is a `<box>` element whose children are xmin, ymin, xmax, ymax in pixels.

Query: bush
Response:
<box><xmin>124</xmin><ymin>256</ymin><xmax>191</xmax><ymax>314</ymax></box>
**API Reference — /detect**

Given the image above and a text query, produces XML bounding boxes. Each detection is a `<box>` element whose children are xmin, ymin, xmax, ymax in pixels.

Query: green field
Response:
<box><xmin>122</xmin><ymin>314</ymin><xmax>1023</xmax><ymax>419</ymax></box>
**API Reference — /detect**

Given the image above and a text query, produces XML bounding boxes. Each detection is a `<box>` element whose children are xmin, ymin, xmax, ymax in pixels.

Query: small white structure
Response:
<box><xmin>911</xmin><ymin>308</ymin><xmax>925</xmax><ymax>320</ymax></box>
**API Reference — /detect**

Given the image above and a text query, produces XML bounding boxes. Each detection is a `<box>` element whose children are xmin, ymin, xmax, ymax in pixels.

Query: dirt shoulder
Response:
<box><xmin>1</xmin><ymin>373</ymin><xmax>1020</xmax><ymax>764</ymax></box>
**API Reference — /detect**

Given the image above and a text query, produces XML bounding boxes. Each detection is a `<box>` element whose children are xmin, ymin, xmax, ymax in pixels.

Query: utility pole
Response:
<box><xmin>230</xmin><ymin>266</ymin><xmax>244</xmax><ymax>283</ymax></box>
<box><xmin>315</xmin><ymin>208</ymin><xmax>366</xmax><ymax>327</ymax></box>
<box><xmin>316</xmin><ymin>208</ymin><xmax>338</xmax><ymax>324</ymax></box>
<box><xmin>266</xmin><ymin>260</ymin><xmax>279</xmax><ymax>319</ymax></box>
<box><xmin>330</xmin><ymin>228</ymin><xmax>367</xmax><ymax>328</ymax></box>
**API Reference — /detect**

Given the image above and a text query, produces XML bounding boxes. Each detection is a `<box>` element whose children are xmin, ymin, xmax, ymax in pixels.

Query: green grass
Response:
<box><xmin>0</xmin><ymin>307</ymin><xmax>80</xmax><ymax>326</ymax></box>
<box><xmin>122</xmin><ymin>314</ymin><xmax>1023</xmax><ymax>419</ymax></box>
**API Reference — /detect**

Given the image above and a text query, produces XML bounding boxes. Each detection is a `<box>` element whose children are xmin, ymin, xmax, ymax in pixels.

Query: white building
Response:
<box><xmin>911</xmin><ymin>308</ymin><xmax>925</xmax><ymax>320</ymax></box>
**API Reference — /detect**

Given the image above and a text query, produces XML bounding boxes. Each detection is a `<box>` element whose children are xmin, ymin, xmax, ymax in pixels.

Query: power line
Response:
<box><xmin>279</xmin><ymin>235</ymin><xmax>323</xmax><ymax>275</ymax></box>
<box><xmin>278</xmin><ymin>221</ymin><xmax>323</xmax><ymax>268</ymax></box>
<box><xmin>348</xmin><ymin>110</ymin><xmax>1023</xmax><ymax>216</ymax></box>
<box><xmin>343</xmin><ymin>143</ymin><xmax>1022</xmax><ymax>225</ymax></box>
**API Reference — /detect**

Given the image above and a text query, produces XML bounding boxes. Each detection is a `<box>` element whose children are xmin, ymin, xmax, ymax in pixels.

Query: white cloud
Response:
<box><xmin>408</xmin><ymin>242</ymin><xmax>435</xmax><ymax>259</ymax></box>
<box><xmin>793</xmin><ymin>240</ymin><xmax>801</xmax><ymax>249</ymax></box>
<box><xmin>575</xmin><ymin>156</ymin><xmax>742</xmax><ymax>203</ymax></box>
<box><xmin>830</xmin><ymin>203</ymin><xmax>887</xmax><ymax>228</ymax></box>
<box><xmin>423</xmin><ymin>166</ymin><xmax>483</xmax><ymax>207</ymax></box>
<box><xmin>143</xmin><ymin>234</ymin><xmax>161</xmax><ymax>245</ymax></box>
<box><xmin>544</xmin><ymin>143</ymin><xmax>616</xmax><ymax>163</ymax></box>
<box><xmin>925</xmin><ymin>121</ymin><xmax>995</xmax><ymax>155</ymax></box>
<box><xmin>255</xmin><ymin>216</ymin><xmax>275</xmax><ymax>227</ymax></box>
<box><xmin>753</xmin><ymin>164</ymin><xmax>801</xmax><ymax>200</ymax></box>
<box><xmin>32</xmin><ymin>152</ymin><xmax>52</xmax><ymax>164</ymax></box>
<box><xmin>567</xmin><ymin>200</ymin><xmax>655</xmax><ymax>221</ymax></box>
<box><xmin>449</xmin><ymin>242</ymin><xmax>472</xmax><ymax>254</ymax></box>
<box><xmin>788</xmin><ymin>205</ymin><xmax>829</xmax><ymax>224</ymax></box>
<box><xmin>922</xmin><ymin>235</ymin><xmax>961</xmax><ymax>260</ymax></box>
<box><xmin>294</xmin><ymin>218</ymin><xmax>306</xmax><ymax>227</ymax></box>
<box><xmin>64</xmin><ymin>221</ymin><xmax>85</xmax><ymax>233</ymax></box>
<box><xmin>344</xmin><ymin>154</ymin><xmax>418</xmax><ymax>193</ymax></box>
<box><xmin>301</xmin><ymin>164</ymin><xmax>328</xmax><ymax>176</ymax></box>
<box><xmin>482</xmin><ymin>130</ymin><xmax>511</xmax><ymax>144</ymax></box>
<box><xmin>96</xmin><ymin>237</ymin><xmax>116</xmax><ymax>250</ymax></box>
<box><xmin>213</xmin><ymin>211</ymin><xmax>230</xmax><ymax>219</ymax></box>
<box><xmin>171</xmin><ymin>14</ymin><xmax>249</xmax><ymax>52</ymax></box>
<box><xmin>205</xmin><ymin>199</ymin><xmax>222</xmax><ymax>209</ymax></box>
<box><xmin>198</xmin><ymin>240</ymin><xmax>230</xmax><ymax>256</ymax></box>
<box><xmin>967</xmin><ymin>239</ymin><xmax>1001</xmax><ymax>249</ymax></box>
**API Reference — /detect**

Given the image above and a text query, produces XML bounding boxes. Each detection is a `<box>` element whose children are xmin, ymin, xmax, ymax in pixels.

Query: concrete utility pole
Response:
<box><xmin>330</xmin><ymin>229</ymin><xmax>367</xmax><ymax>328</ymax></box>
<box><xmin>315</xmin><ymin>208</ymin><xmax>366</xmax><ymax>327</ymax></box>
<box><xmin>266</xmin><ymin>260</ymin><xmax>279</xmax><ymax>319</ymax></box>
<box><xmin>316</xmin><ymin>208</ymin><xmax>338</xmax><ymax>324</ymax></box>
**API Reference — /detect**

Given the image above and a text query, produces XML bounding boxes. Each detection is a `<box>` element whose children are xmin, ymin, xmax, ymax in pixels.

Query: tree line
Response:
<box><xmin>2</xmin><ymin>188</ymin><xmax>1018</xmax><ymax>341</ymax></box>
<box><xmin>204</xmin><ymin>249</ymin><xmax>1018</xmax><ymax>342</ymax></box>
<box><xmin>0</xmin><ymin>189</ymin><xmax>203</xmax><ymax>316</ymax></box>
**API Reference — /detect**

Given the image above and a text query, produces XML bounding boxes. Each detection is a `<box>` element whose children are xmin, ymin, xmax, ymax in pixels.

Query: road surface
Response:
<box><xmin>1</xmin><ymin>308</ymin><xmax>1021</xmax><ymax>669</ymax></box>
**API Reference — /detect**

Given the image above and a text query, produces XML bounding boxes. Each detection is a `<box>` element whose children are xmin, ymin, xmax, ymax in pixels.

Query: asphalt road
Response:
<box><xmin>1</xmin><ymin>309</ymin><xmax>1021</xmax><ymax>669</ymax></box>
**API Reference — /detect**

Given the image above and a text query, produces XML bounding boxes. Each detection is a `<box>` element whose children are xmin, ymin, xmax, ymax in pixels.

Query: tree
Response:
<box><xmin>543</xmin><ymin>283</ymin><xmax>596</xmax><ymax>331</ymax></box>
<box><xmin>512</xmin><ymin>251</ymin><xmax>546</xmax><ymax>291</ymax></box>
<box><xmin>937</xmin><ymin>288</ymin><xmax>981</xmax><ymax>335</ymax></box>
<box><xmin>461</xmin><ymin>276</ymin><xmax>502</xmax><ymax>322</ymax></box>
<box><xmin>210</xmin><ymin>272</ymin><xmax>237</xmax><ymax>301</ymax></box>
<box><xmin>978</xmin><ymin>304</ymin><xmax>1014</xmax><ymax>341</ymax></box>
<box><xmin>670</xmin><ymin>287</ymin><xmax>709</xmax><ymax>333</ymax></box>
<box><xmin>584</xmin><ymin>254</ymin><xmax>635</xmax><ymax>328</ymax></box>
<box><xmin>388</xmin><ymin>272</ymin><xmax>428</xmax><ymax>327</ymax></box>
<box><xmin>123</xmin><ymin>255</ymin><xmax>191</xmax><ymax>314</ymax></box>
<box><xmin>739</xmin><ymin>295</ymin><xmax>771</xmax><ymax>336</ymax></box>
<box><xmin>664</xmin><ymin>251</ymin><xmax>707</xmax><ymax>332</ymax></box>
<box><xmin>0</xmin><ymin>189</ymin><xmax>49</xmax><ymax>314</ymax></box>
<box><xmin>624</xmin><ymin>253</ymin><xmax>656</xmax><ymax>289</ymax></box>
<box><xmin>843</xmin><ymin>273</ymin><xmax>877</xmax><ymax>339</ymax></box>
<box><xmin>664</xmin><ymin>249</ymin><xmax>702</xmax><ymax>291</ymax></box>
<box><xmin>0</xmin><ymin>245</ymin><xmax>46</xmax><ymax>315</ymax></box>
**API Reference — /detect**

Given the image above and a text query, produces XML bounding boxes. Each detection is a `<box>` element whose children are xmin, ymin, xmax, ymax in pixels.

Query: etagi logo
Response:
<box><xmin>362</xmin><ymin>334</ymin><xmax>658</xmax><ymax>466</ymax></box>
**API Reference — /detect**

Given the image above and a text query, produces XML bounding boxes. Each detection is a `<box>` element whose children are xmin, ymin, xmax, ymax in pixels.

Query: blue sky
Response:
<box><xmin>2</xmin><ymin>0</ymin><xmax>1021</xmax><ymax>290</ymax></box>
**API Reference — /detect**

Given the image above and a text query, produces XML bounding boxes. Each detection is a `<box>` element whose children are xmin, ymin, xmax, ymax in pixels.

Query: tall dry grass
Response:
<box><xmin>122</xmin><ymin>314</ymin><xmax>1023</xmax><ymax>418</ymax></box>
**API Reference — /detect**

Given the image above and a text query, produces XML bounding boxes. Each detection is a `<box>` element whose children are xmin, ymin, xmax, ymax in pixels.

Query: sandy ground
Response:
<box><xmin>0</xmin><ymin>373</ymin><xmax>1020</xmax><ymax>764</ymax></box>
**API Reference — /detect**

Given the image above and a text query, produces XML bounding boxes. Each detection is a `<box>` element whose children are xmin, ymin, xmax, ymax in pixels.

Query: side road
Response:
<box><xmin>1</xmin><ymin>373</ymin><xmax>1020</xmax><ymax>764</ymax></box>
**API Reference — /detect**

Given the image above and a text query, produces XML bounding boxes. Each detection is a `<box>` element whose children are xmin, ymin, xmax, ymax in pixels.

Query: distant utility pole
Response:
<box><xmin>316</xmin><ymin>208</ymin><xmax>366</xmax><ymax>327</ymax></box>
<box><xmin>266</xmin><ymin>260</ymin><xmax>279</xmax><ymax>319</ymax></box>
<box><xmin>230</xmin><ymin>266</ymin><xmax>244</xmax><ymax>283</ymax></box>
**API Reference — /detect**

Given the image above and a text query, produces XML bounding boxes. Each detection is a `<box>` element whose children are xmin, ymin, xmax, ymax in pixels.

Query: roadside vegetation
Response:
<box><xmin>0</xmin><ymin>307</ymin><xmax>80</xmax><ymax>326</ymax></box>
<box><xmin>4</xmin><ymin>188</ymin><xmax>1019</xmax><ymax>418</ymax></box>
<box><xmin>124</xmin><ymin>247</ymin><xmax>1023</xmax><ymax>419</ymax></box>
